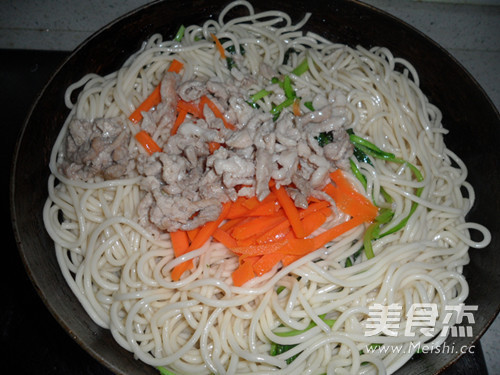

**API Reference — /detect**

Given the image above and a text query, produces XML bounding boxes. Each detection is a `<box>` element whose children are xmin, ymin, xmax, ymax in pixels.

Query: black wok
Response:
<box><xmin>10</xmin><ymin>1</ymin><xmax>500</xmax><ymax>374</ymax></box>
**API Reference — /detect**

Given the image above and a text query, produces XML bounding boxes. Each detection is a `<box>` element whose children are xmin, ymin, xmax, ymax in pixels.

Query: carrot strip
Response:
<box><xmin>293</xmin><ymin>98</ymin><xmax>301</xmax><ymax>116</ymax></box>
<box><xmin>256</xmin><ymin>220</ymin><xmax>291</xmax><ymax>244</ymax></box>
<box><xmin>246</xmin><ymin>193</ymin><xmax>280</xmax><ymax>216</ymax></box>
<box><xmin>226</xmin><ymin>207</ymin><xmax>250</xmax><ymax>220</ymax></box>
<box><xmin>235</xmin><ymin>236</ymin><xmax>260</xmax><ymax>247</ymax></box>
<box><xmin>168</xmin><ymin>59</ymin><xmax>184</xmax><ymax>73</ymax></box>
<box><xmin>135</xmin><ymin>130</ymin><xmax>162</xmax><ymax>155</ymax></box>
<box><xmin>232</xmin><ymin>260</ymin><xmax>255</xmax><ymax>287</ymax></box>
<box><xmin>211</xmin><ymin>33</ymin><xmax>226</xmax><ymax>59</ymax></box>
<box><xmin>238</xmin><ymin>255</ymin><xmax>261</xmax><ymax>266</ymax></box>
<box><xmin>199</xmin><ymin>95</ymin><xmax>235</xmax><ymax>130</ymax></box>
<box><xmin>232</xmin><ymin>214</ymin><xmax>286</xmax><ymax>241</ymax></box>
<box><xmin>171</xmin><ymin>259</ymin><xmax>193</xmax><ymax>281</ymax></box>
<box><xmin>177</xmin><ymin>99</ymin><xmax>204</xmax><ymax>118</ymax></box>
<box><xmin>129</xmin><ymin>59</ymin><xmax>183</xmax><ymax>124</ymax></box>
<box><xmin>129</xmin><ymin>85</ymin><xmax>161</xmax><ymax>124</ymax></box>
<box><xmin>277</xmin><ymin>237</ymin><xmax>316</xmax><ymax>256</ymax></box>
<box><xmin>313</xmin><ymin>215</ymin><xmax>367</xmax><ymax>250</ymax></box>
<box><xmin>208</xmin><ymin>141</ymin><xmax>221</xmax><ymax>153</ymax></box>
<box><xmin>281</xmin><ymin>254</ymin><xmax>301</xmax><ymax>267</ymax></box>
<box><xmin>219</xmin><ymin>217</ymin><xmax>246</xmax><ymax>233</ymax></box>
<box><xmin>241</xmin><ymin>196</ymin><xmax>261</xmax><ymax>210</ymax></box>
<box><xmin>170</xmin><ymin>230</ymin><xmax>190</xmax><ymax>257</ymax></box>
<box><xmin>171</xmin><ymin>108</ymin><xmax>187</xmax><ymax>135</ymax></box>
<box><xmin>230</xmin><ymin>241</ymin><xmax>286</xmax><ymax>256</ymax></box>
<box><xmin>253</xmin><ymin>252</ymin><xmax>285</xmax><ymax>276</ymax></box>
<box><xmin>301</xmin><ymin>210</ymin><xmax>329</xmax><ymax>237</ymax></box>
<box><xmin>188</xmin><ymin>202</ymin><xmax>232</xmax><ymax>251</ymax></box>
<box><xmin>272</xmin><ymin>185</ymin><xmax>306</xmax><ymax>239</ymax></box>
<box><xmin>298</xmin><ymin>201</ymin><xmax>331</xmax><ymax>218</ymax></box>
<box><xmin>255</xmin><ymin>201</ymin><xmax>330</xmax><ymax>244</ymax></box>
<box><xmin>213</xmin><ymin>228</ymin><xmax>238</xmax><ymax>249</ymax></box>
<box><xmin>328</xmin><ymin>170</ymin><xmax>378</xmax><ymax>221</ymax></box>
<box><xmin>186</xmin><ymin>227</ymin><xmax>200</xmax><ymax>242</ymax></box>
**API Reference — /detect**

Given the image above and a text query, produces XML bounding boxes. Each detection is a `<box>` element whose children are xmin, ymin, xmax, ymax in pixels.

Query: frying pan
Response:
<box><xmin>10</xmin><ymin>0</ymin><xmax>500</xmax><ymax>374</ymax></box>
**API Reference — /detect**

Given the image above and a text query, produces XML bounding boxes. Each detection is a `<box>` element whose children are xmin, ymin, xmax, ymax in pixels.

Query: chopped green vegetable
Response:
<box><xmin>270</xmin><ymin>97</ymin><xmax>295</xmax><ymax>116</ymax></box>
<box><xmin>345</xmin><ymin>131</ymin><xmax>423</xmax><ymax>259</ymax></box>
<box><xmin>349</xmin><ymin>159</ymin><xmax>367</xmax><ymax>190</ymax></box>
<box><xmin>304</xmin><ymin>101</ymin><xmax>315</xmax><ymax>111</ymax></box>
<box><xmin>158</xmin><ymin>366</ymin><xmax>177</xmax><ymax>375</ymax></box>
<box><xmin>283</xmin><ymin>75</ymin><xmax>296</xmax><ymax>100</ymax></box>
<box><xmin>348</xmin><ymin>132</ymin><xmax>424</xmax><ymax>237</ymax></box>
<box><xmin>291</xmin><ymin>58</ymin><xmax>309</xmax><ymax>76</ymax></box>
<box><xmin>269</xmin><ymin>315</ymin><xmax>336</xmax><ymax>364</ymax></box>
<box><xmin>217</xmin><ymin>37</ymin><xmax>245</xmax><ymax>70</ymax></box>
<box><xmin>270</xmin><ymin>343</ymin><xmax>300</xmax><ymax>364</ymax></box>
<box><xmin>173</xmin><ymin>25</ymin><xmax>185</xmax><ymax>42</ymax></box>
<box><xmin>315</xmin><ymin>131</ymin><xmax>334</xmax><ymax>147</ymax></box>
<box><xmin>226</xmin><ymin>57</ymin><xmax>237</xmax><ymax>70</ymax></box>
<box><xmin>250</xmin><ymin>89</ymin><xmax>271</xmax><ymax>103</ymax></box>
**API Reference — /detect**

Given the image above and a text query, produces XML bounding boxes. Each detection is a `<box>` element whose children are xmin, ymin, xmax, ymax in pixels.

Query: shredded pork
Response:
<box><xmin>58</xmin><ymin>69</ymin><xmax>353</xmax><ymax>232</ymax></box>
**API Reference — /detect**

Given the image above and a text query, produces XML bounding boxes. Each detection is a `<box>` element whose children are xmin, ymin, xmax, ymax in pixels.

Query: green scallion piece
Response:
<box><xmin>304</xmin><ymin>101</ymin><xmax>315</xmax><ymax>111</ymax></box>
<box><xmin>270</xmin><ymin>97</ymin><xmax>295</xmax><ymax>115</ymax></box>
<box><xmin>173</xmin><ymin>25</ymin><xmax>185</xmax><ymax>42</ymax></box>
<box><xmin>250</xmin><ymin>89</ymin><xmax>271</xmax><ymax>103</ymax></box>
<box><xmin>283</xmin><ymin>75</ymin><xmax>296</xmax><ymax>99</ymax></box>
<box><xmin>158</xmin><ymin>366</ymin><xmax>177</xmax><ymax>375</ymax></box>
<box><xmin>349</xmin><ymin>159</ymin><xmax>367</xmax><ymax>190</ymax></box>
<box><xmin>291</xmin><ymin>58</ymin><xmax>309</xmax><ymax>76</ymax></box>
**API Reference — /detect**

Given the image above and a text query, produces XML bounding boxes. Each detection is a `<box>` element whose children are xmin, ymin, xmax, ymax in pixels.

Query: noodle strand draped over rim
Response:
<box><xmin>43</xmin><ymin>1</ymin><xmax>491</xmax><ymax>374</ymax></box>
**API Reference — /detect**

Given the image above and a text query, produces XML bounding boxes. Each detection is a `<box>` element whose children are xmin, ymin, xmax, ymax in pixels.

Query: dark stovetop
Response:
<box><xmin>1</xmin><ymin>49</ymin><xmax>489</xmax><ymax>375</ymax></box>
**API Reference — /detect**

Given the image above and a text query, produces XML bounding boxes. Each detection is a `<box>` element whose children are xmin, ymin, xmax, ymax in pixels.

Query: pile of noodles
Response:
<box><xmin>43</xmin><ymin>1</ymin><xmax>491</xmax><ymax>374</ymax></box>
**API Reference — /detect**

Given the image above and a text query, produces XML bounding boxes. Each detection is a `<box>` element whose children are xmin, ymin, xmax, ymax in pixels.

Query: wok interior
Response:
<box><xmin>11</xmin><ymin>1</ymin><xmax>499</xmax><ymax>374</ymax></box>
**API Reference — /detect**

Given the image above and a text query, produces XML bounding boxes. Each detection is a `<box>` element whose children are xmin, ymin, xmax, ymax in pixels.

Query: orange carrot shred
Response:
<box><xmin>230</xmin><ymin>241</ymin><xmax>286</xmax><ymax>257</ymax></box>
<box><xmin>313</xmin><ymin>215</ymin><xmax>367</xmax><ymax>250</ymax></box>
<box><xmin>134</xmin><ymin>130</ymin><xmax>162</xmax><ymax>155</ymax></box>
<box><xmin>272</xmin><ymin>185</ymin><xmax>306</xmax><ymax>239</ymax></box>
<box><xmin>301</xmin><ymin>210</ymin><xmax>329</xmax><ymax>237</ymax></box>
<box><xmin>253</xmin><ymin>252</ymin><xmax>285</xmax><ymax>276</ymax></box>
<box><xmin>186</xmin><ymin>227</ymin><xmax>200</xmax><ymax>242</ymax></box>
<box><xmin>129</xmin><ymin>59</ymin><xmax>184</xmax><ymax>124</ymax></box>
<box><xmin>239</xmin><ymin>255</ymin><xmax>261</xmax><ymax>266</ymax></box>
<box><xmin>226</xmin><ymin>197</ymin><xmax>251</xmax><ymax>219</ymax></box>
<box><xmin>256</xmin><ymin>220</ymin><xmax>291</xmax><ymax>244</ymax></box>
<box><xmin>232</xmin><ymin>260</ymin><xmax>255</xmax><ymax>287</ymax></box>
<box><xmin>168</xmin><ymin>59</ymin><xmax>184</xmax><ymax>74</ymax></box>
<box><xmin>246</xmin><ymin>193</ymin><xmax>280</xmax><ymax>216</ymax></box>
<box><xmin>208</xmin><ymin>141</ymin><xmax>221</xmax><ymax>154</ymax></box>
<box><xmin>282</xmin><ymin>254</ymin><xmax>301</xmax><ymax>267</ymax></box>
<box><xmin>170</xmin><ymin>230</ymin><xmax>190</xmax><ymax>257</ymax></box>
<box><xmin>212</xmin><ymin>228</ymin><xmax>238</xmax><ymax>249</ymax></box>
<box><xmin>241</xmin><ymin>196</ymin><xmax>260</xmax><ymax>210</ymax></box>
<box><xmin>325</xmin><ymin>170</ymin><xmax>378</xmax><ymax>221</ymax></box>
<box><xmin>171</xmin><ymin>108</ymin><xmax>187</xmax><ymax>135</ymax></box>
<box><xmin>199</xmin><ymin>95</ymin><xmax>236</xmax><ymax>130</ymax></box>
<box><xmin>171</xmin><ymin>259</ymin><xmax>193</xmax><ymax>281</ymax></box>
<box><xmin>293</xmin><ymin>98</ymin><xmax>301</xmax><ymax>116</ymax></box>
<box><xmin>129</xmin><ymin>85</ymin><xmax>162</xmax><ymax>124</ymax></box>
<box><xmin>188</xmin><ymin>202</ymin><xmax>232</xmax><ymax>251</ymax></box>
<box><xmin>231</xmin><ymin>214</ymin><xmax>285</xmax><ymax>241</ymax></box>
<box><xmin>211</xmin><ymin>33</ymin><xmax>226</xmax><ymax>59</ymax></box>
<box><xmin>177</xmin><ymin>99</ymin><xmax>204</xmax><ymax>118</ymax></box>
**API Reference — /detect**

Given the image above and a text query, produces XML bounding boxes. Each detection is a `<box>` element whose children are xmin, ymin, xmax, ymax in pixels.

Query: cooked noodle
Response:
<box><xmin>43</xmin><ymin>1</ymin><xmax>491</xmax><ymax>374</ymax></box>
